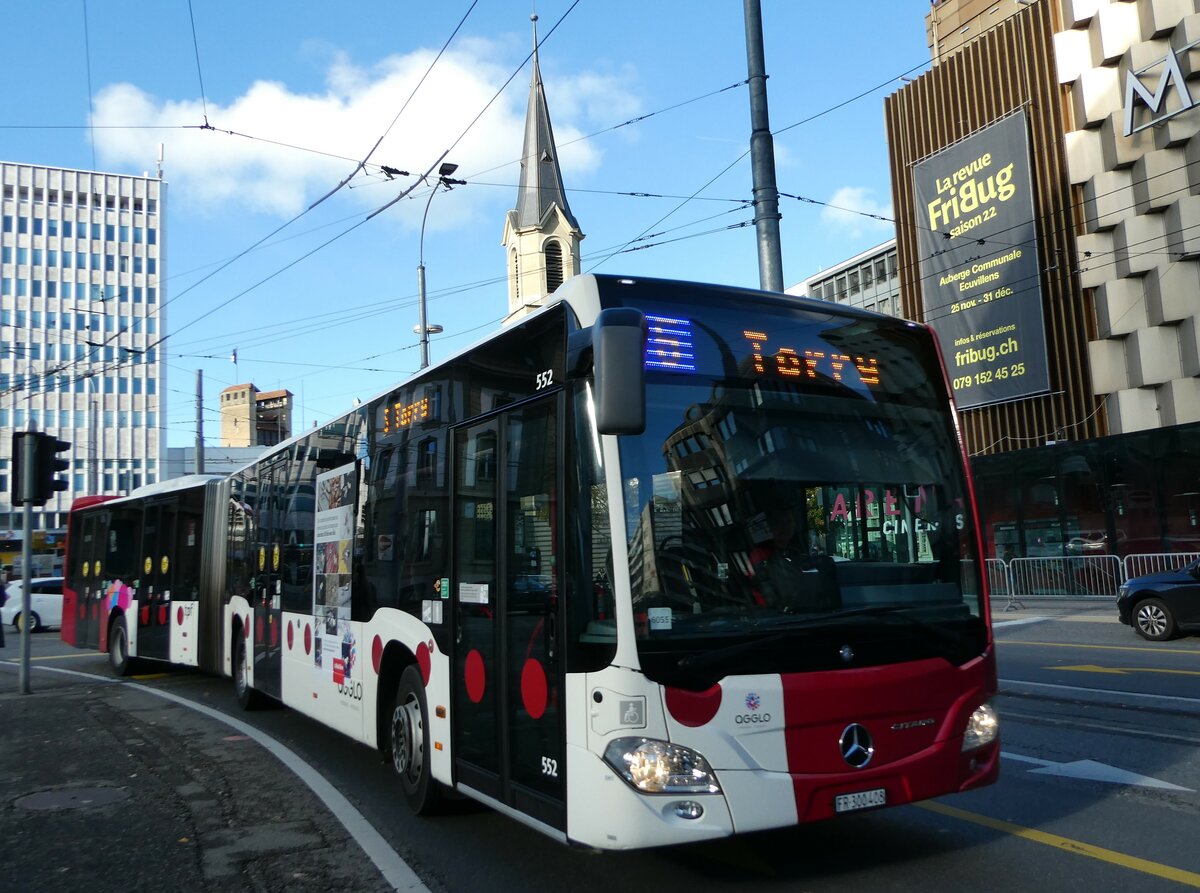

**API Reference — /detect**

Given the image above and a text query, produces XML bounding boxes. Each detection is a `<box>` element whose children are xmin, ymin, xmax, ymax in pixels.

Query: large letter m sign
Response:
<box><xmin>1124</xmin><ymin>46</ymin><xmax>1194</xmax><ymax>136</ymax></box>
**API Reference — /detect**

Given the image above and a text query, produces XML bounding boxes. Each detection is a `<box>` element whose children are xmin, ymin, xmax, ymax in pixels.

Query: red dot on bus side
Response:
<box><xmin>176</xmin><ymin>606</ymin><xmax>183</xmax><ymax>626</ymax></box>
<box><xmin>665</xmin><ymin>684</ymin><xmax>722</xmax><ymax>727</ymax></box>
<box><xmin>464</xmin><ymin>650</ymin><xmax>486</xmax><ymax>703</ymax></box>
<box><xmin>256</xmin><ymin>615</ymin><xmax>263</xmax><ymax>642</ymax></box>
<box><xmin>140</xmin><ymin>606</ymin><xmax>150</xmax><ymax>626</ymax></box>
<box><xmin>372</xmin><ymin>636</ymin><xmax>383</xmax><ymax>674</ymax></box>
<box><xmin>287</xmin><ymin>621</ymin><xmax>294</xmax><ymax>651</ymax></box>
<box><xmin>304</xmin><ymin>624</ymin><xmax>312</xmax><ymax>655</ymax></box>
<box><xmin>245</xmin><ymin>617</ymin><xmax>251</xmax><ymax>638</ymax></box>
<box><xmin>521</xmin><ymin>659</ymin><xmax>548</xmax><ymax>720</ymax></box>
<box><xmin>158</xmin><ymin>605</ymin><xmax>168</xmax><ymax>626</ymax></box>
<box><xmin>416</xmin><ymin>641</ymin><xmax>432</xmax><ymax>686</ymax></box>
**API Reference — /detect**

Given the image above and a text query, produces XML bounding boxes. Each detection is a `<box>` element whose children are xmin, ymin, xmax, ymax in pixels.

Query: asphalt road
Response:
<box><xmin>5</xmin><ymin>606</ymin><xmax>1199</xmax><ymax>891</ymax></box>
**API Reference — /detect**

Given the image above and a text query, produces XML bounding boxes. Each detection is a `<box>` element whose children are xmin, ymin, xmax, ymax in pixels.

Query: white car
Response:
<box><xmin>2</xmin><ymin>577</ymin><xmax>65</xmax><ymax>632</ymax></box>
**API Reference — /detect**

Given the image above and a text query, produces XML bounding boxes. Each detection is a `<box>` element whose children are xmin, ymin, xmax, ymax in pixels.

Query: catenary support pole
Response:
<box><xmin>743</xmin><ymin>0</ymin><xmax>784</xmax><ymax>292</ymax></box>
<box><xmin>195</xmin><ymin>369</ymin><xmax>205</xmax><ymax>474</ymax></box>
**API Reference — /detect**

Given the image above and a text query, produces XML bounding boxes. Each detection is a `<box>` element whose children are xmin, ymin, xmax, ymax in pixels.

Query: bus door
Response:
<box><xmin>252</xmin><ymin>459</ymin><xmax>287</xmax><ymax>699</ymax></box>
<box><xmin>452</xmin><ymin>398</ymin><xmax>565</xmax><ymax>831</ymax></box>
<box><xmin>74</xmin><ymin>511</ymin><xmax>106</xmax><ymax>649</ymax></box>
<box><xmin>139</xmin><ymin>498</ymin><xmax>176</xmax><ymax>661</ymax></box>
<box><xmin>169</xmin><ymin>487</ymin><xmax>205</xmax><ymax>665</ymax></box>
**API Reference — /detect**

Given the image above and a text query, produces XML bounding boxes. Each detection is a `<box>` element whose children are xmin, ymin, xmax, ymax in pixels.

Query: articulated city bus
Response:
<box><xmin>63</xmin><ymin>274</ymin><xmax>999</xmax><ymax>849</ymax></box>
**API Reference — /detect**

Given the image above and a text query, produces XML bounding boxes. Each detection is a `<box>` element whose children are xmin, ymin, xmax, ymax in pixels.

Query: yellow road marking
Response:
<box><xmin>918</xmin><ymin>801</ymin><xmax>1200</xmax><ymax>887</ymax></box>
<box><xmin>1005</xmin><ymin>640</ymin><xmax>1200</xmax><ymax>656</ymax></box>
<box><xmin>1052</xmin><ymin>664</ymin><xmax>1200</xmax><ymax>677</ymax></box>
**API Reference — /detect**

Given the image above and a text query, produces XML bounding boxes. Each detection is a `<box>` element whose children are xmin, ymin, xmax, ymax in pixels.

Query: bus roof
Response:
<box><xmin>73</xmin><ymin>473</ymin><xmax>228</xmax><ymax>511</ymax></box>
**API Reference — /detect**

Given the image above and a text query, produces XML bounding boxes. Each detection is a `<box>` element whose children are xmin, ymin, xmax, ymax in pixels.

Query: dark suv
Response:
<box><xmin>1117</xmin><ymin>559</ymin><xmax>1200</xmax><ymax>641</ymax></box>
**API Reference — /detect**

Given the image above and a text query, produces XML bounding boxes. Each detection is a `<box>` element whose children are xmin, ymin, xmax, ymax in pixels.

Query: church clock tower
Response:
<box><xmin>502</xmin><ymin>14</ymin><xmax>584</xmax><ymax>323</ymax></box>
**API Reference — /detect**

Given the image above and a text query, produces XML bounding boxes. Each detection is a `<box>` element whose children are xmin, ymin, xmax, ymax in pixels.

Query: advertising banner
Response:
<box><xmin>312</xmin><ymin>462</ymin><xmax>359</xmax><ymax>703</ymax></box>
<box><xmin>912</xmin><ymin>109</ymin><xmax>1050</xmax><ymax>409</ymax></box>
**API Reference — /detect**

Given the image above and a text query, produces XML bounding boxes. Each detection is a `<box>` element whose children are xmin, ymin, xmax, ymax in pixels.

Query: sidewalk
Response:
<box><xmin>0</xmin><ymin>662</ymin><xmax>398</xmax><ymax>893</ymax></box>
<box><xmin>990</xmin><ymin>596</ymin><xmax>1118</xmax><ymax>624</ymax></box>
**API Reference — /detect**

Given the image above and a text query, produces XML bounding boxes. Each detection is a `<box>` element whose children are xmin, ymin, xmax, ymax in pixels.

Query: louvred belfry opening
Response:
<box><xmin>545</xmin><ymin>241</ymin><xmax>563</xmax><ymax>293</ymax></box>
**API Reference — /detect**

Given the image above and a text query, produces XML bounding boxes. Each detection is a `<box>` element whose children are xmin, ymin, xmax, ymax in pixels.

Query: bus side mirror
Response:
<box><xmin>570</xmin><ymin>309</ymin><xmax>647</xmax><ymax>435</ymax></box>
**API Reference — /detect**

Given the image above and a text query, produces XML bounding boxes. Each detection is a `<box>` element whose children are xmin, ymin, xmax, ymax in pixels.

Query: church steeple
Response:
<box><xmin>502</xmin><ymin>14</ymin><xmax>583</xmax><ymax>323</ymax></box>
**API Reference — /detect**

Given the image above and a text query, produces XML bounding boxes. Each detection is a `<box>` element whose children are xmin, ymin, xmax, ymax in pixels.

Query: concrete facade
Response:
<box><xmin>1057</xmin><ymin>0</ymin><xmax>1200</xmax><ymax>434</ymax></box>
<box><xmin>927</xmin><ymin>0</ymin><xmax>1036</xmax><ymax>61</ymax></box>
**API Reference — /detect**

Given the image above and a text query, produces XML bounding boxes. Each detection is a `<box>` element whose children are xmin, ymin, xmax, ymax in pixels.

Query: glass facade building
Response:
<box><xmin>0</xmin><ymin>161</ymin><xmax>165</xmax><ymax>536</ymax></box>
<box><xmin>974</xmin><ymin>421</ymin><xmax>1200</xmax><ymax>560</ymax></box>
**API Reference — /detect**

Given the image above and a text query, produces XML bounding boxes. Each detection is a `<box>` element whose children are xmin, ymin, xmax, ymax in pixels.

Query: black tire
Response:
<box><xmin>233</xmin><ymin>632</ymin><xmax>267</xmax><ymax>710</ymax></box>
<box><xmin>389</xmin><ymin>665</ymin><xmax>441</xmax><ymax>814</ymax></box>
<box><xmin>1133</xmin><ymin>597</ymin><xmax>1177</xmax><ymax>641</ymax></box>
<box><xmin>109</xmin><ymin>616</ymin><xmax>132</xmax><ymax>676</ymax></box>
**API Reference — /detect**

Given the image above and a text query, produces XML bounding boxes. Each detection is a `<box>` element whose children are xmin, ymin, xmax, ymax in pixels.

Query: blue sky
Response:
<box><xmin>2</xmin><ymin>1</ymin><xmax>933</xmax><ymax>447</ymax></box>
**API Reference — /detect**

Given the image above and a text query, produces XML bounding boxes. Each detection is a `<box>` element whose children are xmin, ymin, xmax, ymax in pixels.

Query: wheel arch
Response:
<box><xmin>376</xmin><ymin>640</ymin><xmax>418</xmax><ymax>757</ymax></box>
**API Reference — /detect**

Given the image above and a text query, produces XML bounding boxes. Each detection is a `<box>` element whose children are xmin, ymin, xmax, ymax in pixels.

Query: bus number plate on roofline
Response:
<box><xmin>834</xmin><ymin>788</ymin><xmax>887</xmax><ymax>813</ymax></box>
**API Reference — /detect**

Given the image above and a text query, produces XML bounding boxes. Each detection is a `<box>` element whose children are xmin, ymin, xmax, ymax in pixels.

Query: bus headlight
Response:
<box><xmin>962</xmin><ymin>701</ymin><xmax>999</xmax><ymax>751</ymax></box>
<box><xmin>603</xmin><ymin>737</ymin><xmax>721</xmax><ymax>794</ymax></box>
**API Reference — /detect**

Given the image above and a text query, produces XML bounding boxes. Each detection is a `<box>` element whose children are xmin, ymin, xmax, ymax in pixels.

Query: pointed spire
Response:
<box><xmin>515</xmin><ymin>13</ymin><xmax>580</xmax><ymax>232</ymax></box>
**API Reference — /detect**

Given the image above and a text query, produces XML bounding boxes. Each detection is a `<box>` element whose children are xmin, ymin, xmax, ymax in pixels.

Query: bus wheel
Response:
<box><xmin>390</xmin><ymin>665</ymin><xmax>440</xmax><ymax>814</ymax></box>
<box><xmin>233</xmin><ymin>633</ymin><xmax>266</xmax><ymax>710</ymax></box>
<box><xmin>109</xmin><ymin>617</ymin><xmax>132</xmax><ymax>676</ymax></box>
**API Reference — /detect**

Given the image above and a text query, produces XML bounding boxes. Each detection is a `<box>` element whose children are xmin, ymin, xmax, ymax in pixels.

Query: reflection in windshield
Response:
<box><xmin>616</xmin><ymin>309</ymin><xmax>985</xmax><ymax>678</ymax></box>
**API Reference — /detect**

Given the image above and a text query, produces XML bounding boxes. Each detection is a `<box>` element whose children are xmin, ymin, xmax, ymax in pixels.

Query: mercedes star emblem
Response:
<box><xmin>840</xmin><ymin>723</ymin><xmax>875</xmax><ymax>768</ymax></box>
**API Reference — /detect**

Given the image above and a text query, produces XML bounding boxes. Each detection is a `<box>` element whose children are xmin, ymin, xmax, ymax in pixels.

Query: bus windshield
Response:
<box><xmin>613</xmin><ymin>292</ymin><xmax>986</xmax><ymax>685</ymax></box>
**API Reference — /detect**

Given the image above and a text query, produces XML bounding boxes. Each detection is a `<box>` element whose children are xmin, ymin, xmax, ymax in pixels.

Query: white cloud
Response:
<box><xmin>93</xmin><ymin>41</ymin><xmax>639</xmax><ymax>229</ymax></box>
<box><xmin>819</xmin><ymin>186</ymin><xmax>894</xmax><ymax>238</ymax></box>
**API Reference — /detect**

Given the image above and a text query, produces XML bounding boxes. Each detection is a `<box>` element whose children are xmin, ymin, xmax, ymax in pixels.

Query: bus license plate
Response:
<box><xmin>834</xmin><ymin>788</ymin><xmax>886</xmax><ymax>813</ymax></box>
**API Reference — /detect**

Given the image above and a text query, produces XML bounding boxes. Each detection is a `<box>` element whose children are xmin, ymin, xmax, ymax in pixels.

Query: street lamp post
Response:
<box><xmin>415</xmin><ymin>162</ymin><xmax>465</xmax><ymax>369</ymax></box>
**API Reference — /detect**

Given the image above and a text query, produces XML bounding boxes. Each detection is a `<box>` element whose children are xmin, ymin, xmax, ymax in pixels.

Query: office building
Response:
<box><xmin>0</xmin><ymin>161</ymin><xmax>165</xmax><ymax>535</ymax></box>
<box><xmin>791</xmin><ymin>240</ymin><xmax>901</xmax><ymax>317</ymax></box>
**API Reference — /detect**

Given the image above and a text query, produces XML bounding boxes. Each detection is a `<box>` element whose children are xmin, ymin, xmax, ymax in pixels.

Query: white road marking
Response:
<box><xmin>1000</xmin><ymin>676</ymin><xmax>1200</xmax><ymax>708</ymax></box>
<box><xmin>993</xmin><ymin>617</ymin><xmax>1050</xmax><ymax>628</ymax></box>
<box><xmin>1002</xmin><ymin>751</ymin><xmax>1193</xmax><ymax>791</ymax></box>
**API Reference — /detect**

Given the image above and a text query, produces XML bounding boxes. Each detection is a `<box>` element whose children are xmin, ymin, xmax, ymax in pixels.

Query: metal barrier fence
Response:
<box><xmin>987</xmin><ymin>552</ymin><xmax>1199</xmax><ymax>610</ymax></box>
<box><xmin>1122</xmin><ymin>552</ymin><xmax>1200</xmax><ymax>579</ymax></box>
<box><xmin>984</xmin><ymin>559</ymin><xmax>1010</xmax><ymax>600</ymax></box>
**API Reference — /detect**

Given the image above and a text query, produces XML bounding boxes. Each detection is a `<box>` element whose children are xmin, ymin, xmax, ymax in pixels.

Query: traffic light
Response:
<box><xmin>35</xmin><ymin>434</ymin><xmax>71</xmax><ymax>503</ymax></box>
<box><xmin>11</xmin><ymin>431</ymin><xmax>32</xmax><ymax>506</ymax></box>
<box><xmin>9</xmin><ymin>432</ymin><xmax>70</xmax><ymax>506</ymax></box>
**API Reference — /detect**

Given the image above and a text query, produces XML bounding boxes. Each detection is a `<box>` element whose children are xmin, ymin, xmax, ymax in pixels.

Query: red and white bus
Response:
<box><xmin>63</xmin><ymin>274</ymin><xmax>999</xmax><ymax>849</ymax></box>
